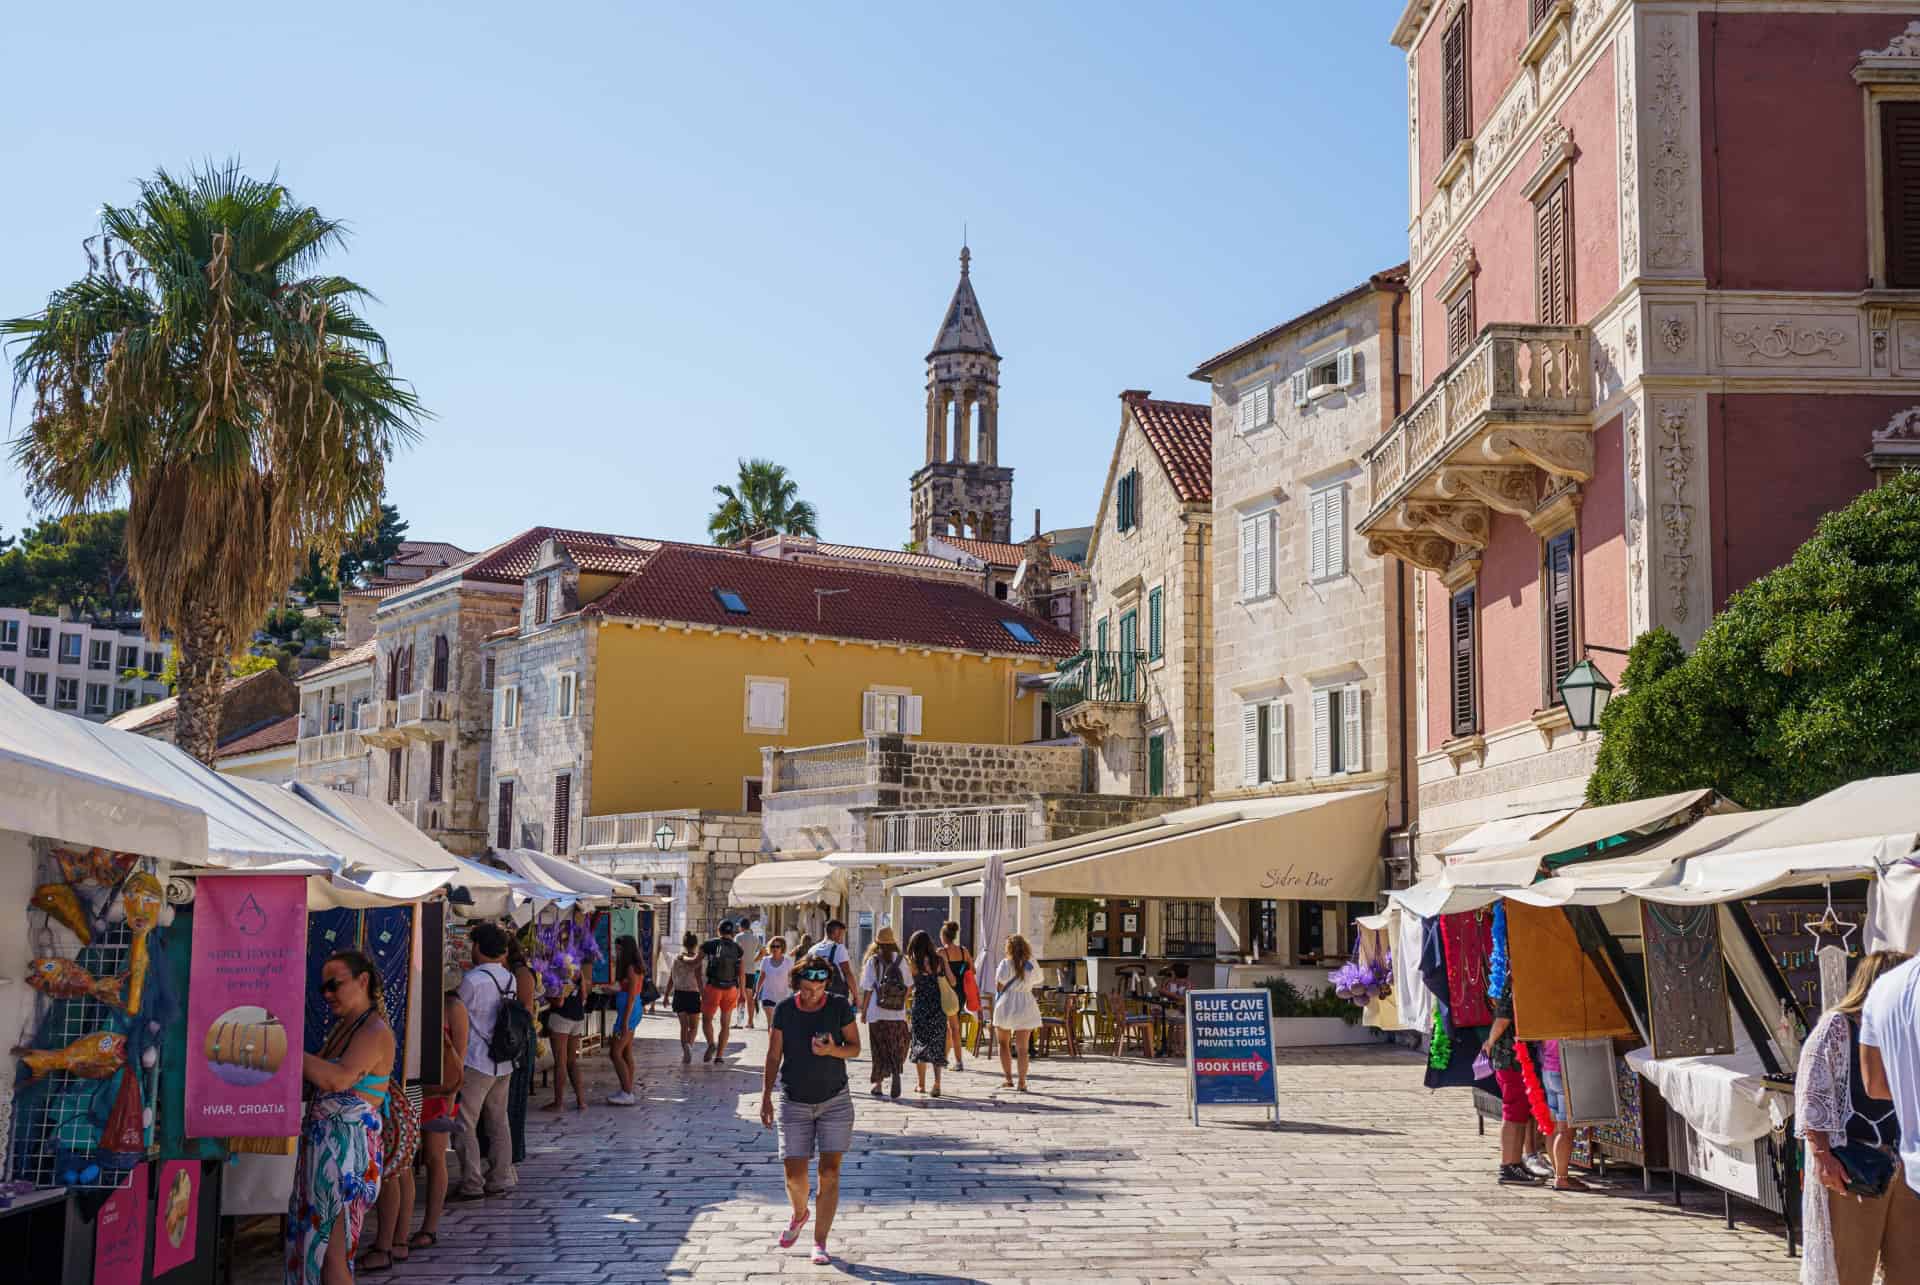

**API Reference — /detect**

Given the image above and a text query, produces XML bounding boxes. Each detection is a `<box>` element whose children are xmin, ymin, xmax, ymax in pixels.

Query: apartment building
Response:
<box><xmin>0</xmin><ymin>607</ymin><xmax>170</xmax><ymax>720</ymax></box>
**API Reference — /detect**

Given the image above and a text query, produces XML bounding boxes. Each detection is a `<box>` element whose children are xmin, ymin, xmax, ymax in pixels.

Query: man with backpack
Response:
<box><xmin>700</xmin><ymin>919</ymin><xmax>746</xmax><ymax>1064</ymax></box>
<box><xmin>452</xmin><ymin>922</ymin><xmax>530</xmax><ymax>1199</ymax></box>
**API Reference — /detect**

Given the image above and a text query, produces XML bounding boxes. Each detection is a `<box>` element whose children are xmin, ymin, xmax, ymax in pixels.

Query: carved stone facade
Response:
<box><xmin>910</xmin><ymin>247</ymin><xmax>1015</xmax><ymax>546</ymax></box>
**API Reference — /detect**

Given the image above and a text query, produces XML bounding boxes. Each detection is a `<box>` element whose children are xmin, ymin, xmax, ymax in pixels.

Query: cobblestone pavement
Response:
<box><xmin>239</xmin><ymin>1018</ymin><xmax>1800</xmax><ymax>1284</ymax></box>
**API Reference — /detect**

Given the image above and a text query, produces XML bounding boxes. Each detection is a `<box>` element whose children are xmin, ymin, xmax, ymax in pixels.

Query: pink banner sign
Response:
<box><xmin>185</xmin><ymin>875</ymin><xmax>308</xmax><ymax>1136</ymax></box>
<box><xmin>93</xmin><ymin>1163</ymin><xmax>147</xmax><ymax>1285</ymax></box>
<box><xmin>152</xmin><ymin>1160</ymin><xmax>201</xmax><ymax>1275</ymax></box>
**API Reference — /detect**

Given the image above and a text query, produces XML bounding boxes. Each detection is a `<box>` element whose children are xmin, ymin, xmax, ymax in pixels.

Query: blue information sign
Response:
<box><xmin>1184</xmin><ymin>988</ymin><xmax>1279</xmax><ymax>1125</ymax></box>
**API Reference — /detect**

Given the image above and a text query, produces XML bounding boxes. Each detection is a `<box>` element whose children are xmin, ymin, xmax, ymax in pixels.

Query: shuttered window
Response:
<box><xmin>1239</xmin><ymin>511</ymin><xmax>1275</xmax><ymax>600</ymax></box>
<box><xmin>1535</xmin><ymin>178</ymin><xmax>1572</xmax><ymax>326</ymax></box>
<box><xmin>557</xmin><ymin>671</ymin><xmax>577</xmax><ymax>718</ymax></box>
<box><xmin>1442</xmin><ymin>7</ymin><xmax>1471</xmax><ymax>156</ymax></box>
<box><xmin>1447</xmin><ymin>288</ymin><xmax>1475</xmax><ymax>362</ymax></box>
<box><xmin>1450</xmin><ymin>587</ymin><xmax>1478</xmax><ymax>737</ymax></box>
<box><xmin>1341</xmin><ymin>683</ymin><xmax>1365</xmax><ymax>775</ymax></box>
<box><xmin>1884</xmin><ymin>102</ymin><xmax>1920</xmax><ymax>288</ymax></box>
<box><xmin>1309</xmin><ymin>484</ymin><xmax>1347</xmax><ymax>581</ymax></box>
<box><xmin>1096</xmin><ymin>617</ymin><xmax>1109</xmax><ymax>655</ymax></box>
<box><xmin>1529</xmin><ymin>0</ymin><xmax>1554</xmax><ymax>30</ymax></box>
<box><xmin>431</xmin><ymin>635</ymin><xmax>450</xmax><ymax>691</ymax></box>
<box><xmin>1266</xmin><ymin>700</ymin><xmax>1287</xmax><ymax>782</ymax></box>
<box><xmin>533</xmin><ymin>578</ymin><xmax>550</xmax><ymax>627</ymax></box>
<box><xmin>746</xmin><ymin>679</ymin><xmax>788</xmax><ymax>733</ymax></box>
<box><xmin>552</xmin><ymin>773</ymin><xmax>572</xmax><ymax>856</ymax></box>
<box><xmin>484</xmin><ymin>657</ymin><xmax>496</xmax><ymax>690</ymax></box>
<box><xmin>428</xmin><ymin>740</ymin><xmax>445</xmax><ymax>802</ymax></box>
<box><xmin>1242</xmin><ymin>701</ymin><xmax>1287</xmax><ymax>786</ymax></box>
<box><xmin>1147</xmin><ymin>734</ymin><xmax>1166</xmax><ymax>797</ymax></box>
<box><xmin>1147</xmin><ymin>587</ymin><xmax>1164</xmax><ymax>660</ymax></box>
<box><xmin>1115</xmin><ymin>468</ymin><xmax>1140</xmax><ymax>532</ymax></box>
<box><xmin>496</xmin><ymin>780</ymin><xmax>514</xmax><ymax>850</ymax></box>
<box><xmin>1544</xmin><ymin>531</ymin><xmax>1578</xmax><ymax>701</ymax></box>
<box><xmin>1241</xmin><ymin>703</ymin><xmax>1262</xmax><ymax>786</ymax></box>
<box><xmin>862</xmin><ymin>691</ymin><xmax>923</xmax><ymax>735</ymax></box>
<box><xmin>1237</xmin><ymin>383</ymin><xmax>1272</xmax><ymax>432</ymax></box>
<box><xmin>387</xmin><ymin>747</ymin><xmax>403</xmax><ymax>804</ymax></box>
<box><xmin>1118</xmin><ymin>611</ymin><xmax>1138</xmax><ymax>700</ymax></box>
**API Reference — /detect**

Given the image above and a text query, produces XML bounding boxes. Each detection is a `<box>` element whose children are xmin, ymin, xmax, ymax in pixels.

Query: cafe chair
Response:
<box><xmin>1037</xmin><ymin>990</ymin><xmax>1080</xmax><ymax>1058</ymax></box>
<box><xmin>1105</xmin><ymin>991</ymin><xmax>1157</xmax><ymax>1057</ymax></box>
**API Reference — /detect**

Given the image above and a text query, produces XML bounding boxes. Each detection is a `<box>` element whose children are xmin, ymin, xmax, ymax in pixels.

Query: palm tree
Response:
<box><xmin>707</xmin><ymin>458</ymin><xmax>820</xmax><ymax>545</ymax></box>
<box><xmin>4</xmin><ymin>162</ymin><xmax>423</xmax><ymax>761</ymax></box>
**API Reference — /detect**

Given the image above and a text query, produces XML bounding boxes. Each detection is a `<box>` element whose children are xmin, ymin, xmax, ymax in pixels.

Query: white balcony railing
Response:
<box><xmin>767</xmin><ymin>741</ymin><xmax>872</xmax><ymax>793</ymax></box>
<box><xmin>296</xmin><ymin>729</ymin><xmax>366</xmax><ymax>766</ymax></box>
<box><xmin>582</xmin><ymin>812</ymin><xmax>695</xmax><ymax>851</ymax></box>
<box><xmin>867</xmin><ymin>805</ymin><xmax>1029</xmax><ymax>854</ymax></box>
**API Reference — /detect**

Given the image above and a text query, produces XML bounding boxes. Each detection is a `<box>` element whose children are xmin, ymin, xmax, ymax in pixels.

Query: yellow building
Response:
<box><xmin>482</xmin><ymin>531</ymin><xmax>1078</xmax><ymax>851</ymax></box>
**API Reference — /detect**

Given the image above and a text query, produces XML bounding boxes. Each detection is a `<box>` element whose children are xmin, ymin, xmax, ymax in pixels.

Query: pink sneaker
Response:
<box><xmin>810</xmin><ymin>1245</ymin><xmax>831</xmax><ymax>1266</ymax></box>
<box><xmin>777</xmin><ymin>1211</ymin><xmax>808</xmax><ymax>1248</ymax></box>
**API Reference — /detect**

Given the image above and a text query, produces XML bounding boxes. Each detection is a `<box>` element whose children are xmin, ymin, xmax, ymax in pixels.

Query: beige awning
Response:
<box><xmin>729</xmin><ymin>858</ymin><xmax>849</xmax><ymax>907</ymax></box>
<box><xmin>1504</xmin><ymin>810</ymin><xmax>1788</xmax><ymax>907</ymax></box>
<box><xmin>1004</xmin><ymin>788</ymin><xmax>1387</xmax><ymax>902</ymax></box>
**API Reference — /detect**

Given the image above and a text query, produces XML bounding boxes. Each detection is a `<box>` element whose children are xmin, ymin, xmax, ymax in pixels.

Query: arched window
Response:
<box><xmin>431</xmin><ymin>635</ymin><xmax>450</xmax><ymax>692</ymax></box>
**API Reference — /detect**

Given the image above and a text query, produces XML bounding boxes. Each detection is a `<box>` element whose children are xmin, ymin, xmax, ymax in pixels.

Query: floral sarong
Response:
<box><xmin>285</xmin><ymin>1091</ymin><xmax>382</xmax><ymax>1284</ymax></box>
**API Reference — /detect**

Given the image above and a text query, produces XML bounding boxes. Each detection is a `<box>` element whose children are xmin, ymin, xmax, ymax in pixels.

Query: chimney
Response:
<box><xmin>1119</xmin><ymin>389</ymin><xmax>1151</xmax><ymax>405</ymax></box>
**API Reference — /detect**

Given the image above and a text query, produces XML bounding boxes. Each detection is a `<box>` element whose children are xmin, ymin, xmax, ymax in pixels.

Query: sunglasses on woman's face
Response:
<box><xmin>319</xmin><ymin>978</ymin><xmax>346</xmax><ymax>995</ymax></box>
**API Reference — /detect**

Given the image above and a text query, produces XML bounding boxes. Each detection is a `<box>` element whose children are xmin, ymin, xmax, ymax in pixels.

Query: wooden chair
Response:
<box><xmin>1037</xmin><ymin>991</ymin><xmax>1080</xmax><ymax>1058</ymax></box>
<box><xmin>1106</xmin><ymin>991</ymin><xmax>1157</xmax><ymax>1057</ymax></box>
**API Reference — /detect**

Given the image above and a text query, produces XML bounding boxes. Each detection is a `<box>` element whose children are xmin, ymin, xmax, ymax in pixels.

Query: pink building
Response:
<box><xmin>1367</xmin><ymin>2</ymin><xmax>1920</xmax><ymax>864</ymax></box>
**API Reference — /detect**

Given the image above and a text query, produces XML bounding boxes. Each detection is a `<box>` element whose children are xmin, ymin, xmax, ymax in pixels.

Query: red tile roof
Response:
<box><xmin>216</xmin><ymin>714</ymin><xmax>299</xmax><ymax>758</ymax></box>
<box><xmin>458</xmin><ymin>527</ymin><xmax>661</xmax><ymax>584</ymax></box>
<box><xmin>388</xmin><ymin>540</ymin><xmax>471</xmax><ymax>568</ymax></box>
<box><xmin>583</xmin><ymin>544</ymin><xmax>1077</xmax><ymax>658</ymax></box>
<box><xmin>105</xmin><ymin>668</ymin><xmax>281</xmax><ymax>733</ymax></box>
<box><xmin>933</xmin><ymin>536</ymin><xmax>1083</xmax><ymax>574</ymax></box>
<box><xmin>812</xmin><ymin>543</ymin><xmax>958</xmax><ymax>572</ymax></box>
<box><xmin>1122</xmin><ymin>392</ymin><xmax>1213</xmax><ymax>502</ymax></box>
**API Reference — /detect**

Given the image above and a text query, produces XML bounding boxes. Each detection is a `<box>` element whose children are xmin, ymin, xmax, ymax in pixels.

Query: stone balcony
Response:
<box><xmin>1048</xmin><ymin>650</ymin><xmax>1146</xmax><ymax>747</ymax></box>
<box><xmin>358</xmin><ymin>698</ymin><xmax>405</xmax><ymax>748</ymax></box>
<box><xmin>865</xmin><ymin>805</ymin><xmax>1031</xmax><ymax>855</ymax></box>
<box><xmin>296</xmin><ymin>729</ymin><xmax>366</xmax><ymax>766</ymax></box>
<box><xmin>1360</xmin><ymin>323</ymin><xmax>1594</xmax><ymax>574</ymax></box>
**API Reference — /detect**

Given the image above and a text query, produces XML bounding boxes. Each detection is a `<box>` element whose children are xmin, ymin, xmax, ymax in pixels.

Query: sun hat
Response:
<box><xmin>875</xmin><ymin>927</ymin><xmax>899</xmax><ymax>947</ymax></box>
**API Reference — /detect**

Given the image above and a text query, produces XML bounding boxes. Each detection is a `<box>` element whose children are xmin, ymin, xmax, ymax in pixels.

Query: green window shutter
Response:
<box><xmin>1147</xmin><ymin>588</ymin><xmax>1164</xmax><ymax>659</ymax></box>
<box><xmin>1118</xmin><ymin>611</ymin><xmax>1138</xmax><ymax>701</ymax></box>
<box><xmin>1097</xmin><ymin>617</ymin><xmax>1109</xmax><ymax>654</ymax></box>
<box><xmin>1148</xmin><ymin>734</ymin><xmax>1166</xmax><ymax>796</ymax></box>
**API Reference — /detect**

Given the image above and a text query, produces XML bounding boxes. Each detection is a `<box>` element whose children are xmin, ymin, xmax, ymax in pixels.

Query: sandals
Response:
<box><xmin>778</xmin><ymin>1211</ymin><xmax>809</xmax><ymax>1248</ymax></box>
<box><xmin>1553</xmin><ymin>1176</ymin><xmax>1592</xmax><ymax>1192</ymax></box>
<box><xmin>810</xmin><ymin>1245</ymin><xmax>832</xmax><ymax>1266</ymax></box>
<box><xmin>408</xmin><ymin>1231</ymin><xmax>438</xmax><ymax>1250</ymax></box>
<box><xmin>356</xmin><ymin>1249</ymin><xmax>394</xmax><ymax>1274</ymax></box>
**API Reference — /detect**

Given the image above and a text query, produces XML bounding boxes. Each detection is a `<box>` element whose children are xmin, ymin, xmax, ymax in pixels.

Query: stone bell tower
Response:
<box><xmin>911</xmin><ymin>246</ymin><xmax>1014</xmax><ymax>546</ymax></box>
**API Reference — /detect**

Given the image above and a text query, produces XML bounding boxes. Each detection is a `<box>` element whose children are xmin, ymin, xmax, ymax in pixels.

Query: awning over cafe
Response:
<box><xmin>1003</xmin><ymin>788</ymin><xmax>1387</xmax><ymax>902</ymax></box>
<box><xmin>729</xmin><ymin>858</ymin><xmax>849</xmax><ymax>907</ymax></box>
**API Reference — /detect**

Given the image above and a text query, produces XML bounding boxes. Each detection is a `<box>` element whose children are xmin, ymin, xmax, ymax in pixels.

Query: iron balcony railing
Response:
<box><xmin>1050</xmin><ymin>650</ymin><xmax>1149</xmax><ymax>710</ymax></box>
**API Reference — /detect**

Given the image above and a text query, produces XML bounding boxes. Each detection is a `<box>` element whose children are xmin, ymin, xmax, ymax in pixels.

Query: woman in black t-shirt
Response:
<box><xmin>761</xmin><ymin>959</ymin><xmax>861</xmax><ymax>1267</ymax></box>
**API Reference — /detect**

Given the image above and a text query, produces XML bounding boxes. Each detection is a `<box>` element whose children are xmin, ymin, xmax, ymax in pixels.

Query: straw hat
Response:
<box><xmin>874</xmin><ymin>926</ymin><xmax>899</xmax><ymax>947</ymax></box>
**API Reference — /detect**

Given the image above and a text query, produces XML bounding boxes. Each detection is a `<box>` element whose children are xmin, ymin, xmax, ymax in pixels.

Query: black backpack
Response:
<box><xmin>705</xmin><ymin>939</ymin><xmax>742</xmax><ymax>987</ymax></box>
<box><xmin>486</xmin><ymin>972</ymin><xmax>534</xmax><ymax>1066</ymax></box>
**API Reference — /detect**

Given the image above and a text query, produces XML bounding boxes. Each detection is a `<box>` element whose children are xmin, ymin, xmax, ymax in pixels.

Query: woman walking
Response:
<box><xmin>670</xmin><ymin>931</ymin><xmax>705</xmax><ymax>1064</ymax></box>
<box><xmin>937</xmin><ymin>922</ymin><xmax>974</xmax><ymax>1071</ymax></box>
<box><xmin>1797</xmin><ymin>949</ymin><xmax>1914</xmax><ymax>1285</ymax></box>
<box><xmin>992</xmin><ymin>934</ymin><xmax>1042</xmax><ymax>1092</ymax></box>
<box><xmin>858</xmin><ymin>928</ymin><xmax>911</xmax><ymax>1100</ymax></box>
<box><xmin>502</xmin><ymin>936</ymin><xmax>538</xmax><ymax>1165</ymax></box>
<box><xmin>906</xmin><ymin>931</ymin><xmax>948</xmax><ymax>1098</ymax></box>
<box><xmin>757</xmin><ymin>936</ymin><xmax>795</xmax><ymax>1024</ymax></box>
<box><xmin>289</xmin><ymin>950</ymin><xmax>395</xmax><ymax>1285</ymax></box>
<box><xmin>608</xmin><ymin>935</ymin><xmax>645</xmax><ymax>1106</ymax></box>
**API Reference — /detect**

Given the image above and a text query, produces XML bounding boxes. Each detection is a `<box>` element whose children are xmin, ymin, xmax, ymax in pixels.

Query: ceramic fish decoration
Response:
<box><xmin>53</xmin><ymin>847</ymin><xmax>139</xmax><ymax>889</ymax></box>
<box><xmin>12</xmin><ymin>1032</ymin><xmax>127</xmax><ymax>1082</ymax></box>
<box><xmin>26</xmin><ymin>957</ymin><xmax>129</xmax><ymax>1009</ymax></box>
<box><xmin>122</xmin><ymin>872</ymin><xmax>163</xmax><ymax>1015</ymax></box>
<box><xmin>32</xmin><ymin>883</ymin><xmax>92</xmax><ymax>944</ymax></box>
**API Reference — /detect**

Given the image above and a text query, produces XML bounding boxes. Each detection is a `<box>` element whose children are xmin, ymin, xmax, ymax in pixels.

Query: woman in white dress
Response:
<box><xmin>992</xmin><ymin>934</ymin><xmax>1043</xmax><ymax>1091</ymax></box>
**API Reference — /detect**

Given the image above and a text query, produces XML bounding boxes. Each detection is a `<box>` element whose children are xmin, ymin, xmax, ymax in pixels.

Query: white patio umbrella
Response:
<box><xmin>975</xmin><ymin>851</ymin><xmax>1006</xmax><ymax>1006</ymax></box>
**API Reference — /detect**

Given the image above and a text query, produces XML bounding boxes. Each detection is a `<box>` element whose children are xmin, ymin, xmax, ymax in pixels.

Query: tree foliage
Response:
<box><xmin>707</xmin><ymin>458</ymin><xmax>819</xmax><ymax>545</ymax></box>
<box><xmin>1586</xmin><ymin>473</ymin><xmax>1920</xmax><ymax>808</ymax></box>
<box><xmin>0</xmin><ymin>510</ymin><xmax>135</xmax><ymax>618</ymax></box>
<box><xmin>4</xmin><ymin>161</ymin><xmax>423</xmax><ymax>760</ymax></box>
<box><xmin>293</xmin><ymin>501</ymin><xmax>408</xmax><ymax>600</ymax></box>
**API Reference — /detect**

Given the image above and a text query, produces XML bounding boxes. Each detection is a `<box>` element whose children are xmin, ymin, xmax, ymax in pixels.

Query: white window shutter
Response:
<box><xmin>1239</xmin><ymin>517</ymin><xmax>1258</xmax><ymax>599</ymax></box>
<box><xmin>1312</xmin><ymin>689</ymin><xmax>1333</xmax><ymax>778</ymax></box>
<box><xmin>768</xmin><ymin>682</ymin><xmax>786</xmax><ymax>731</ymax></box>
<box><xmin>1327</xmin><ymin>484</ymin><xmax>1348</xmax><ymax>578</ymax></box>
<box><xmin>1235</xmin><ymin>395</ymin><xmax>1254</xmax><ymax>435</ymax></box>
<box><xmin>1267</xmin><ymin>700</ymin><xmax>1288</xmax><ymax>782</ymax></box>
<box><xmin>1241</xmin><ymin>704</ymin><xmax>1261</xmax><ymax>786</ymax></box>
<box><xmin>1292</xmin><ymin>369</ymin><xmax>1309</xmax><ymax>407</ymax></box>
<box><xmin>905</xmin><ymin>694</ymin><xmax>924</xmax><ymax>735</ymax></box>
<box><xmin>1253</xmin><ymin>383</ymin><xmax>1271</xmax><ymax>427</ymax></box>
<box><xmin>1343</xmin><ymin>683</ymin><xmax>1365</xmax><ymax>774</ymax></box>
<box><xmin>861</xmin><ymin>691</ymin><xmax>878</xmax><ymax>734</ymax></box>
<box><xmin>1309</xmin><ymin>490</ymin><xmax>1328</xmax><ymax>580</ymax></box>
<box><xmin>1336</xmin><ymin>347</ymin><xmax>1354</xmax><ymax>388</ymax></box>
<box><xmin>1254</xmin><ymin>513</ymin><xmax>1274</xmax><ymax>596</ymax></box>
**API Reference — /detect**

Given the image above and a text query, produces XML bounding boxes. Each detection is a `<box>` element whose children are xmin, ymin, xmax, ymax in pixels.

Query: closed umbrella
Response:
<box><xmin>975</xmin><ymin>852</ymin><xmax>1006</xmax><ymax>1011</ymax></box>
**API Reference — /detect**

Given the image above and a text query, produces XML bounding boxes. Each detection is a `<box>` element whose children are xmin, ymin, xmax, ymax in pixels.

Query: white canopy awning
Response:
<box><xmin>499</xmin><ymin>848</ymin><xmax>638</xmax><ymax>901</ymax></box>
<box><xmin>729</xmin><ymin>859</ymin><xmax>849</xmax><ymax>907</ymax></box>
<box><xmin>1438</xmin><ymin>808</ymin><xmax>1575</xmax><ymax>862</ymax></box>
<box><xmin>1639</xmin><ymin>774</ymin><xmax>1920</xmax><ymax>904</ymax></box>
<box><xmin>0</xmin><ymin>680</ymin><xmax>207</xmax><ymax>862</ymax></box>
<box><xmin>1503</xmin><ymin>810</ymin><xmax>1787</xmax><ymax>907</ymax></box>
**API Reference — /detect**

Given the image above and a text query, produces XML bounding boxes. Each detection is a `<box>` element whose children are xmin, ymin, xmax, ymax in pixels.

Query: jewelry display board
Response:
<box><xmin>1741</xmin><ymin>897</ymin><xmax>1866</xmax><ymax>1023</ymax></box>
<box><xmin>1640</xmin><ymin>901</ymin><xmax>1734</xmax><ymax>1059</ymax></box>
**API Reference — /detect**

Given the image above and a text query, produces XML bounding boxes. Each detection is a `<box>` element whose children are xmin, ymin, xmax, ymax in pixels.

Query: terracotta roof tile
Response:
<box><xmin>1122</xmin><ymin>393</ymin><xmax>1213</xmax><ymax>502</ymax></box>
<box><xmin>583</xmin><ymin>545</ymin><xmax>1077</xmax><ymax>658</ymax></box>
<box><xmin>460</xmin><ymin>527</ymin><xmax>661</xmax><ymax>584</ymax></box>
<box><xmin>105</xmin><ymin>667</ymin><xmax>282</xmax><ymax>733</ymax></box>
<box><xmin>388</xmin><ymin>540</ymin><xmax>471</xmax><ymax>568</ymax></box>
<box><xmin>933</xmin><ymin>536</ymin><xmax>1083</xmax><ymax>574</ymax></box>
<box><xmin>811</xmin><ymin>543</ymin><xmax>957</xmax><ymax>571</ymax></box>
<box><xmin>216</xmin><ymin>714</ymin><xmax>299</xmax><ymax>758</ymax></box>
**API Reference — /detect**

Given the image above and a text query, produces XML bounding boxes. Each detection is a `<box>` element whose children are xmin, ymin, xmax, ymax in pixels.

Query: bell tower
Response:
<box><xmin>911</xmin><ymin>246</ymin><xmax>1014</xmax><ymax>546</ymax></box>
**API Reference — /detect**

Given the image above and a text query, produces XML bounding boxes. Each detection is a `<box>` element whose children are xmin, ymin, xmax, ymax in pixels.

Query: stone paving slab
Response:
<box><xmin>236</xmin><ymin>1020</ymin><xmax>1798</xmax><ymax>1283</ymax></box>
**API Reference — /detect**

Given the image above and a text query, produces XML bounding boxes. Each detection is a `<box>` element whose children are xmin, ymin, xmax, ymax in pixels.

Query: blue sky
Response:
<box><xmin>0</xmin><ymin>2</ymin><xmax>1410</xmax><ymax>555</ymax></box>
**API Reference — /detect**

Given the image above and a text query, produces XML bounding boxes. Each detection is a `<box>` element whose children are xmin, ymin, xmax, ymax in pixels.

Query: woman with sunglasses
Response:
<box><xmin>290</xmin><ymin>950</ymin><xmax>395</xmax><ymax>1285</ymax></box>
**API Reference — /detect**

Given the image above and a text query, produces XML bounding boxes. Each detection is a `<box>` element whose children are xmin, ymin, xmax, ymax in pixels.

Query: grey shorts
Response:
<box><xmin>777</xmin><ymin>1088</ymin><xmax>854</xmax><ymax>1160</ymax></box>
<box><xmin>547</xmin><ymin>1014</ymin><xmax>584</xmax><ymax>1037</ymax></box>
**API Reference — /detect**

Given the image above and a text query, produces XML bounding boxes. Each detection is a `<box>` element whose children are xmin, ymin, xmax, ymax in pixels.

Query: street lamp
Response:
<box><xmin>653</xmin><ymin>823</ymin><xmax>674</xmax><ymax>852</ymax></box>
<box><xmin>1556</xmin><ymin>644</ymin><xmax>1630</xmax><ymax>732</ymax></box>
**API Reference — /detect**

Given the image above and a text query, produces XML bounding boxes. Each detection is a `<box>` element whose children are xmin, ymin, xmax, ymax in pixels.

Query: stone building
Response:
<box><xmin>911</xmin><ymin>247</ymin><xmax>1015</xmax><ymax>546</ymax></box>
<box><xmin>1192</xmin><ymin>269</ymin><xmax>1416</xmax><ymax>957</ymax></box>
<box><xmin>1375</xmin><ymin>1</ymin><xmax>1920</xmax><ymax>865</ymax></box>
<box><xmin>1066</xmin><ymin>390</ymin><xmax>1213</xmax><ymax>799</ymax></box>
<box><xmin>292</xmin><ymin>640</ymin><xmax>376</xmax><ymax>795</ymax></box>
<box><xmin>921</xmin><ymin>530</ymin><xmax>1088</xmax><ymax>640</ymax></box>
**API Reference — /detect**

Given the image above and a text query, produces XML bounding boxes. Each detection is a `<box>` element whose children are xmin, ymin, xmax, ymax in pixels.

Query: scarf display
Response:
<box><xmin>1440</xmin><ymin>909</ymin><xmax>1496</xmax><ymax>1027</ymax></box>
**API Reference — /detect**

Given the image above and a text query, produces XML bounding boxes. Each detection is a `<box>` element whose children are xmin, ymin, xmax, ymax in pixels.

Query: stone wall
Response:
<box><xmin>1081</xmin><ymin>401</ymin><xmax>1212</xmax><ymax>798</ymax></box>
<box><xmin>485</xmin><ymin>615</ymin><xmax>596</xmax><ymax>855</ymax></box>
<box><xmin>1205</xmin><ymin>284</ymin><xmax>1410</xmax><ymax>840</ymax></box>
<box><xmin>1035</xmin><ymin>791</ymin><xmax>1186</xmax><ymax>837</ymax></box>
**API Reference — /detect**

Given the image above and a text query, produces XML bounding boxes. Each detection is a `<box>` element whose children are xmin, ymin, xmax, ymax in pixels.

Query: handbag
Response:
<box><xmin>1830</xmin><ymin>1140</ymin><xmax>1897</xmax><ymax>1199</ymax></box>
<box><xmin>937</xmin><ymin>973</ymin><xmax>960</xmax><ymax>1017</ymax></box>
<box><xmin>962</xmin><ymin>967</ymin><xmax>980</xmax><ymax>1015</ymax></box>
